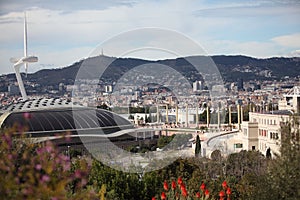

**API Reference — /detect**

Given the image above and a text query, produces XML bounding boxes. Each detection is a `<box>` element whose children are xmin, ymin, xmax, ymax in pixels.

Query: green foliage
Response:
<box><xmin>266</xmin><ymin>116</ymin><xmax>300</xmax><ymax>199</ymax></box>
<box><xmin>2</xmin><ymin>116</ymin><xmax>300</xmax><ymax>199</ymax></box>
<box><xmin>225</xmin><ymin>150</ymin><xmax>266</xmax><ymax>178</ymax></box>
<box><xmin>157</xmin><ymin>135</ymin><xmax>175</xmax><ymax>148</ymax></box>
<box><xmin>89</xmin><ymin>160</ymin><xmax>145</xmax><ymax>200</ymax></box>
<box><xmin>129</xmin><ymin>107</ymin><xmax>145</xmax><ymax>113</ymax></box>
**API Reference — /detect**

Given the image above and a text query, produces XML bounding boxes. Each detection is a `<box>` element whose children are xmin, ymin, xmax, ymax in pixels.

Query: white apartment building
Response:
<box><xmin>239</xmin><ymin>86</ymin><xmax>300</xmax><ymax>156</ymax></box>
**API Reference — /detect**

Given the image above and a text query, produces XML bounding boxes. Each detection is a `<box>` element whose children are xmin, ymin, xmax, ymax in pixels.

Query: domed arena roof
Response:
<box><xmin>0</xmin><ymin>98</ymin><xmax>155</xmax><ymax>159</ymax></box>
<box><xmin>0</xmin><ymin>98</ymin><xmax>134</xmax><ymax>135</ymax></box>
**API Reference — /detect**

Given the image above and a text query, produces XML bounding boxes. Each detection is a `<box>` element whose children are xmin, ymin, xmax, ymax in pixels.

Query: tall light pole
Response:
<box><xmin>186</xmin><ymin>104</ymin><xmax>189</xmax><ymax>127</ymax></box>
<box><xmin>175</xmin><ymin>104</ymin><xmax>178</xmax><ymax>126</ymax></box>
<box><xmin>196</xmin><ymin>104</ymin><xmax>199</xmax><ymax>128</ymax></box>
<box><xmin>237</xmin><ymin>104</ymin><xmax>241</xmax><ymax>130</ymax></box>
<box><xmin>228</xmin><ymin>105</ymin><xmax>232</xmax><ymax>126</ymax></box>
<box><xmin>156</xmin><ymin>104</ymin><xmax>160</xmax><ymax>123</ymax></box>
<box><xmin>165</xmin><ymin>104</ymin><xmax>168</xmax><ymax>124</ymax></box>
<box><xmin>206</xmin><ymin>105</ymin><xmax>209</xmax><ymax>128</ymax></box>
<box><xmin>241</xmin><ymin>105</ymin><xmax>243</xmax><ymax>122</ymax></box>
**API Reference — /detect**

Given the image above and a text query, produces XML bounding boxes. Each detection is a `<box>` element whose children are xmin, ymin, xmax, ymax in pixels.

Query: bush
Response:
<box><xmin>0</xmin><ymin>127</ymin><xmax>97</xmax><ymax>199</ymax></box>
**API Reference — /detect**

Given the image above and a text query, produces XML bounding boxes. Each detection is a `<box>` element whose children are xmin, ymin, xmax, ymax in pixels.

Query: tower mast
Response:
<box><xmin>10</xmin><ymin>12</ymin><xmax>38</xmax><ymax>100</ymax></box>
<box><xmin>24</xmin><ymin>12</ymin><xmax>28</xmax><ymax>76</ymax></box>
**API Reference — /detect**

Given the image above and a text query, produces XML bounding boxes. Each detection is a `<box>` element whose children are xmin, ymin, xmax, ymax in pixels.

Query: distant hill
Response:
<box><xmin>212</xmin><ymin>55</ymin><xmax>300</xmax><ymax>82</ymax></box>
<box><xmin>5</xmin><ymin>55</ymin><xmax>300</xmax><ymax>87</ymax></box>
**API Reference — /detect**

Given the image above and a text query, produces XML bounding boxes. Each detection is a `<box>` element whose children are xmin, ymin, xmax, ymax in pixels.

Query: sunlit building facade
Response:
<box><xmin>240</xmin><ymin>86</ymin><xmax>300</xmax><ymax>156</ymax></box>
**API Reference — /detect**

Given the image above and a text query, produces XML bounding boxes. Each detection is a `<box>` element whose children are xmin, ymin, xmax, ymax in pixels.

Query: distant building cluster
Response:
<box><xmin>1</xmin><ymin>69</ymin><xmax>300</xmax><ymax>158</ymax></box>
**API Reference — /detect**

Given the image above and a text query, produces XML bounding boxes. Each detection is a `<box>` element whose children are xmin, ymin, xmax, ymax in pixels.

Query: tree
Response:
<box><xmin>195</xmin><ymin>135</ymin><xmax>201</xmax><ymax>157</ymax></box>
<box><xmin>146</xmin><ymin>113</ymin><xmax>152</xmax><ymax>123</ymax></box>
<box><xmin>128</xmin><ymin>114</ymin><xmax>134</xmax><ymax>120</ymax></box>
<box><xmin>211</xmin><ymin>149</ymin><xmax>222</xmax><ymax>162</ymax></box>
<box><xmin>266</xmin><ymin>116</ymin><xmax>300</xmax><ymax>199</ymax></box>
<box><xmin>266</xmin><ymin>147</ymin><xmax>271</xmax><ymax>159</ymax></box>
<box><xmin>97</xmin><ymin>103</ymin><xmax>111</xmax><ymax>110</ymax></box>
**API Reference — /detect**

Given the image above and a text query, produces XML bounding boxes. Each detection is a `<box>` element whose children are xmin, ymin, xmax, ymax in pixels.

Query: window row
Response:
<box><xmin>259</xmin><ymin>129</ymin><xmax>267</xmax><ymax>137</ymax></box>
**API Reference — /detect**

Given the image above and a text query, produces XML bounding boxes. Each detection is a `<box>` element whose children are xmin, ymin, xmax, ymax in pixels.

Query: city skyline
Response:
<box><xmin>0</xmin><ymin>0</ymin><xmax>299</xmax><ymax>74</ymax></box>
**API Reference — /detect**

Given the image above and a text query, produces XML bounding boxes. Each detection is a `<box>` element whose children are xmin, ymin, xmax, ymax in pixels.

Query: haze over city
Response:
<box><xmin>0</xmin><ymin>0</ymin><xmax>300</xmax><ymax>74</ymax></box>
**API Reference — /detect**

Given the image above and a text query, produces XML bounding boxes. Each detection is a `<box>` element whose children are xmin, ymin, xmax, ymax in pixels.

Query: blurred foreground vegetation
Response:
<box><xmin>0</xmin><ymin>117</ymin><xmax>299</xmax><ymax>199</ymax></box>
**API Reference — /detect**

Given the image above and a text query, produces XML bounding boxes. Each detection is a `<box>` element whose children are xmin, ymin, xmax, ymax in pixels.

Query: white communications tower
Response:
<box><xmin>10</xmin><ymin>12</ymin><xmax>38</xmax><ymax>100</ymax></box>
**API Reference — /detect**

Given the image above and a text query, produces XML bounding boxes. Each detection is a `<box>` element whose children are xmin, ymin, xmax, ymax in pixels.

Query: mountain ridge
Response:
<box><xmin>2</xmin><ymin>55</ymin><xmax>300</xmax><ymax>89</ymax></box>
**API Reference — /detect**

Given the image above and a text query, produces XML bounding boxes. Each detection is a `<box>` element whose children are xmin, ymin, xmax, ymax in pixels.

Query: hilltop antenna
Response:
<box><xmin>10</xmin><ymin>12</ymin><xmax>38</xmax><ymax>100</ymax></box>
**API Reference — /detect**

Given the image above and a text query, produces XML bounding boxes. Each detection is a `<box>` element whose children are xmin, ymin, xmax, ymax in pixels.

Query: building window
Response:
<box><xmin>270</xmin><ymin>132</ymin><xmax>273</xmax><ymax>139</ymax></box>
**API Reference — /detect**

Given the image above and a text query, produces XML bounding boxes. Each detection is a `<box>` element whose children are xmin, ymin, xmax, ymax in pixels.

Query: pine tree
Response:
<box><xmin>267</xmin><ymin>116</ymin><xmax>300</xmax><ymax>199</ymax></box>
<box><xmin>195</xmin><ymin>135</ymin><xmax>201</xmax><ymax>157</ymax></box>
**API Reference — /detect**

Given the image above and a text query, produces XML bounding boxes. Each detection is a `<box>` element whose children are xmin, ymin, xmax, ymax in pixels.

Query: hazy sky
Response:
<box><xmin>0</xmin><ymin>0</ymin><xmax>299</xmax><ymax>74</ymax></box>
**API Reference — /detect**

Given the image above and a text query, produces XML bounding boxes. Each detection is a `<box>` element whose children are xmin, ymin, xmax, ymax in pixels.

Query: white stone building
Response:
<box><xmin>239</xmin><ymin>86</ymin><xmax>300</xmax><ymax>156</ymax></box>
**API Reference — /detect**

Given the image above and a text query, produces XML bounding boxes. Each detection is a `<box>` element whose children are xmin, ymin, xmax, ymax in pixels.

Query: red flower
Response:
<box><xmin>219</xmin><ymin>190</ymin><xmax>225</xmax><ymax>197</ymax></box>
<box><xmin>196</xmin><ymin>192</ymin><xmax>201</xmax><ymax>198</ymax></box>
<box><xmin>161</xmin><ymin>192</ymin><xmax>166</xmax><ymax>200</ymax></box>
<box><xmin>163</xmin><ymin>180</ymin><xmax>169</xmax><ymax>191</ymax></box>
<box><xmin>171</xmin><ymin>180</ymin><xmax>176</xmax><ymax>190</ymax></box>
<box><xmin>200</xmin><ymin>183</ymin><xmax>206</xmax><ymax>191</ymax></box>
<box><xmin>178</xmin><ymin>177</ymin><xmax>183</xmax><ymax>185</ymax></box>
<box><xmin>226</xmin><ymin>187</ymin><xmax>232</xmax><ymax>195</ymax></box>
<box><xmin>182</xmin><ymin>187</ymin><xmax>188</xmax><ymax>197</ymax></box>
<box><xmin>204</xmin><ymin>189</ymin><xmax>210</xmax><ymax>197</ymax></box>
<box><xmin>152</xmin><ymin>197</ymin><xmax>156</xmax><ymax>200</ymax></box>
<box><xmin>222</xmin><ymin>180</ymin><xmax>227</xmax><ymax>189</ymax></box>
<box><xmin>180</xmin><ymin>183</ymin><xmax>186</xmax><ymax>191</ymax></box>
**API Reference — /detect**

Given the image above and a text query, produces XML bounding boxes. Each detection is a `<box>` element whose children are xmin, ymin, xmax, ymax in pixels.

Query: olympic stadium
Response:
<box><xmin>0</xmin><ymin>98</ymin><xmax>157</xmax><ymax>155</ymax></box>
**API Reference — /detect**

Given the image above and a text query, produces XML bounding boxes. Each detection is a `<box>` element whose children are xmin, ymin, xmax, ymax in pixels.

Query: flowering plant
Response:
<box><xmin>0</xmin><ymin>127</ymin><xmax>96</xmax><ymax>199</ymax></box>
<box><xmin>153</xmin><ymin>177</ymin><xmax>232</xmax><ymax>200</ymax></box>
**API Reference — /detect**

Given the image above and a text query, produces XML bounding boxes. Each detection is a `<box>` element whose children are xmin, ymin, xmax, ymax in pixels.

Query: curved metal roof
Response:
<box><xmin>0</xmin><ymin>98</ymin><xmax>133</xmax><ymax>135</ymax></box>
<box><xmin>0</xmin><ymin>98</ymin><xmax>81</xmax><ymax>112</ymax></box>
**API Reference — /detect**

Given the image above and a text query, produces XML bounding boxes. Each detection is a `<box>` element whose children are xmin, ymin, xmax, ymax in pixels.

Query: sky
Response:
<box><xmin>0</xmin><ymin>0</ymin><xmax>299</xmax><ymax>74</ymax></box>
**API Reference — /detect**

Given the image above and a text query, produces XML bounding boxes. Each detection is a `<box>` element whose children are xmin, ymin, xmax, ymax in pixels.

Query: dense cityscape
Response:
<box><xmin>1</xmin><ymin>54</ymin><xmax>299</xmax><ymax>199</ymax></box>
<box><xmin>1</xmin><ymin>0</ymin><xmax>300</xmax><ymax>199</ymax></box>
